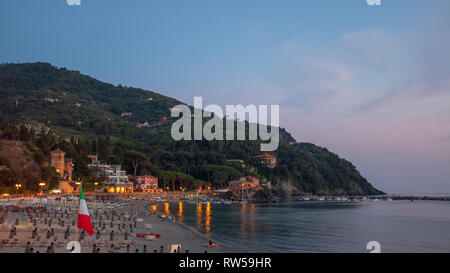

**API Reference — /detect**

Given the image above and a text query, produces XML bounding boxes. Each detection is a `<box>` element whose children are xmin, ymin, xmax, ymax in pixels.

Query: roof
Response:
<box><xmin>51</xmin><ymin>149</ymin><xmax>65</xmax><ymax>154</ymax></box>
<box><xmin>229</xmin><ymin>180</ymin><xmax>254</xmax><ymax>185</ymax></box>
<box><xmin>253</xmin><ymin>153</ymin><xmax>276</xmax><ymax>159</ymax></box>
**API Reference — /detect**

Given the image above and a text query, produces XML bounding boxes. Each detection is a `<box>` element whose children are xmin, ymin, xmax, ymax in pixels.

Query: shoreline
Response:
<box><xmin>0</xmin><ymin>198</ymin><xmax>239</xmax><ymax>253</ymax></box>
<box><xmin>149</xmin><ymin>201</ymin><xmax>239</xmax><ymax>253</ymax></box>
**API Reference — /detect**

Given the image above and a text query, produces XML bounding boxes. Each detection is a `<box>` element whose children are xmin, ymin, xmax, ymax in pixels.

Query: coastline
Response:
<box><xmin>149</xmin><ymin>201</ymin><xmax>239</xmax><ymax>253</ymax></box>
<box><xmin>0</xmin><ymin>198</ymin><xmax>239</xmax><ymax>253</ymax></box>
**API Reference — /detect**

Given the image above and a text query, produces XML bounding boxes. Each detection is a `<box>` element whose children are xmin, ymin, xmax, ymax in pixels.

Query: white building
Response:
<box><xmin>88</xmin><ymin>157</ymin><xmax>133</xmax><ymax>193</ymax></box>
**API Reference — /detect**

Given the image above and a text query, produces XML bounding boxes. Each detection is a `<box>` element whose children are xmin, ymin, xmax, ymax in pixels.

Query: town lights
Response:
<box><xmin>15</xmin><ymin>184</ymin><xmax>22</xmax><ymax>197</ymax></box>
<box><xmin>38</xmin><ymin>182</ymin><xmax>46</xmax><ymax>196</ymax></box>
<box><xmin>75</xmin><ymin>182</ymin><xmax>81</xmax><ymax>192</ymax></box>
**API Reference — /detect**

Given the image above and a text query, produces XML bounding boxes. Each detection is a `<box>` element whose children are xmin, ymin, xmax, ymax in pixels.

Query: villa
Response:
<box><xmin>135</xmin><ymin>175</ymin><xmax>161</xmax><ymax>193</ymax></box>
<box><xmin>228</xmin><ymin>176</ymin><xmax>260</xmax><ymax>200</ymax></box>
<box><xmin>87</xmin><ymin>155</ymin><xmax>133</xmax><ymax>194</ymax></box>
<box><xmin>253</xmin><ymin>153</ymin><xmax>277</xmax><ymax>169</ymax></box>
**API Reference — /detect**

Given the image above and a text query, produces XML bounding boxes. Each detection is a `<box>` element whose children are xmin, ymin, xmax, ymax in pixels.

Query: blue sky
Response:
<box><xmin>1</xmin><ymin>0</ymin><xmax>450</xmax><ymax>193</ymax></box>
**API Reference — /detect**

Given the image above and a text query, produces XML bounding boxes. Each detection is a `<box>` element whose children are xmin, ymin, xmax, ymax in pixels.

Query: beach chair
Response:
<box><xmin>1</xmin><ymin>239</ymin><xmax>9</xmax><ymax>247</ymax></box>
<box><xmin>169</xmin><ymin>244</ymin><xmax>181</xmax><ymax>253</ymax></box>
<box><xmin>10</xmin><ymin>238</ymin><xmax>20</xmax><ymax>247</ymax></box>
<box><xmin>56</xmin><ymin>240</ymin><xmax>65</xmax><ymax>248</ymax></box>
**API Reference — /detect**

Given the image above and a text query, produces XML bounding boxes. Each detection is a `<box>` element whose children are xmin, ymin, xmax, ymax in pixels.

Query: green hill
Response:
<box><xmin>0</xmin><ymin>62</ymin><xmax>383</xmax><ymax>196</ymax></box>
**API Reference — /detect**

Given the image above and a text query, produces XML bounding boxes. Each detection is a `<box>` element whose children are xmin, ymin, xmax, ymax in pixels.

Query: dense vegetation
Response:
<box><xmin>0</xmin><ymin>62</ymin><xmax>383</xmax><ymax>195</ymax></box>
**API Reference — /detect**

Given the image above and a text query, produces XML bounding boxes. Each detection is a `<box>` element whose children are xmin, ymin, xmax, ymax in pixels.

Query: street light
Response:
<box><xmin>15</xmin><ymin>184</ymin><xmax>22</xmax><ymax>197</ymax></box>
<box><xmin>75</xmin><ymin>182</ymin><xmax>81</xmax><ymax>193</ymax></box>
<box><xmin>94</xmin><ymin>182</ymin><xmax>99</xmax><ymax>191</ymax></box>
<box><xmin>38</xmin><ymin>182</ymin><xmax>46</xmax><ymax>196</ymax></box>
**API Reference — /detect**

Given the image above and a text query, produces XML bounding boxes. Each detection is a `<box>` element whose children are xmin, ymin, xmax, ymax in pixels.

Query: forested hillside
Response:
<box><xmin>0</xmin><ymin>62</ymin><xmax>383</xmax><ymax>196</ymax></box>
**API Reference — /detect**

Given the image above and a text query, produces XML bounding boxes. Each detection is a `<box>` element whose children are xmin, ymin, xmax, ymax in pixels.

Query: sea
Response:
<box><xmin>159</xmin><ymin>199</ymin><xmax>450</xmax><ymax>253</ymax></box>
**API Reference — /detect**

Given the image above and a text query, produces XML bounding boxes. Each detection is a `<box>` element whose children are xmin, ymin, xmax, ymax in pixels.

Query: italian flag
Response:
<box><xmin>77</xmin><ymin>185</ymin><xmax>94</xmax><ymax>236</ymax></box>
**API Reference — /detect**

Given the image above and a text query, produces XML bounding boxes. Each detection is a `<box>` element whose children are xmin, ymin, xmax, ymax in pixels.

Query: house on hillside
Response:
<box><xmin>135</xmin><ymin>175</ymin><xmax>161</xmax><ymax>193</ymax></box>
<box><xmin>228</xmin><ymin>176</ymin><xmax>260</xmax><ymax>199</ymax></box>
<box><xmin>120</xmin><ymin>112</ymin><xmax>132</xmax><ymax>118</ymax></box>
<box><xmin>136</xmin><ymin>122</ymin><xmax>149</xmax><ymax>128</ymax></box>
<box><xmin>253</xmin><ymin>153</ymin><xmax>277</xmax><ymax>169</ymax></box>
<box><xmin>226</xmin><ymin>159</ymin><xmax>245</xmax><ymax>168</ymax></box>
<box><xmin>87</xmin><ymin>155</ymin><xmax>133</xmax><ymax>194</ymax></box>
<box><xmin>47</xmin><ymin>149</ymin><xmax>73</xmax><ymax>182</ymax></box>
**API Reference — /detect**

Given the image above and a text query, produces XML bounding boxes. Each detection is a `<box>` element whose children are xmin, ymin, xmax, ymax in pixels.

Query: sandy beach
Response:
<box><xmin>0</xmin><ymin>198</ymin><xmax>237</xmax><ymax>253</ymax></box>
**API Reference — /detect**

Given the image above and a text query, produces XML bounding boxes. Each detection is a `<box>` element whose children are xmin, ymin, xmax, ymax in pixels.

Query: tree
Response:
<box><xmin>125</xmin><ymin>150</ymin><xmax>149</xmax><ymax>176</ymax></box>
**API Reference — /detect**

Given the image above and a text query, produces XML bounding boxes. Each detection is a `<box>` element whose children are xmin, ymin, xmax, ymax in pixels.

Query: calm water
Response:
<box><xmin>158</xmin><ymin>200</ymin><xmax>450</xmax><ymax>253</ymax></box>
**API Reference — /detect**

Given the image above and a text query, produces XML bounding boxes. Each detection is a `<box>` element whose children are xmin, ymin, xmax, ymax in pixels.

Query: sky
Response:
<box><xmin>1</xmin><ymin>0</ymin><xmax>450</xmax><ymax>193</ymax></box>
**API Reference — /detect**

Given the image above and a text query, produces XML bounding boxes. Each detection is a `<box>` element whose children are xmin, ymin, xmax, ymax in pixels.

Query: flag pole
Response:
<box><xmin>75</xmin><ymin>183</ymin><xmax>81</xmax><ymax>242</ymax></box>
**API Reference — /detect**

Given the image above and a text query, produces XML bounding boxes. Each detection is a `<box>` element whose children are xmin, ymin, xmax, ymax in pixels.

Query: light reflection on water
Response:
<box><xmin>156</xmin><ymin>200</ymin><xmax>450</xmax><ymax>253</ymax></box>
<box><xmin>177</xmin><ymin>201</ymin><xmax>183</xmax><ymax>222</ymax></box>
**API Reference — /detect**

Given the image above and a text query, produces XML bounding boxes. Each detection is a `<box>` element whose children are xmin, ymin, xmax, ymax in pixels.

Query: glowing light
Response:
<box><xmin>164</xmin><ymin>202</ymin><xmax>170</xmax><ymax>215</ymax></box>
<box><xmin>205</xmin><ymin>202</ymin><xmax>211</xmax><ymax>232</ymax></box>
<box><xmin>178</xmin><ymin>202</ymin><xmax>183</xmax><ymax>222</ymax></box>
<box><xmin>196</xmin><ymin>203</ymin><xmax>203</xmax><ymax>228</ymax></box>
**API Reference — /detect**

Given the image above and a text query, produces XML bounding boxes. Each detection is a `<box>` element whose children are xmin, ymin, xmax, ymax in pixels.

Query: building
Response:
<box><xmin>120</xmin><ymin>112</ymin><xmax>132</xmax><ymax>118</ymax></box>
<box><xmin>44</xmin><ymin>97</ymin><xmax>59</xmax><ymax>103</ymax></box>
<box><xmin>87</xmin><ymin>154</ymin><xmax>98</xmax><ymax>164</ymax></box>
<box><xmin>253</xmin><ymin>153</ymin><xmax>277</xmax><ymax>169</ymax></box>
<box><xmin>136</xmin><ymin>122</ymin><xmax>150</xmax><ymax>128</ymax></box>
<box><xmin>228</xmin><ymin>176</ymin><xmax>260</xmax><ymax>199</ymax></box>
<box><xmin>135</xmin><ymin>175</ymin><xmax>161</xmax><ymax>193</ymax></box>
<box><xmin>226</xmin><ymin>159</ymin><xmax>245</xmax><ymax>168</ymax></box>
<box><xmin>88</xmin><ymin>156</ymin><xmax>133</xmax><ymax>194</ymax></box>
<box><xmin>50</xmin><ymin>149</ymin><xmax>73</xmax><ymax>181</ymax></box>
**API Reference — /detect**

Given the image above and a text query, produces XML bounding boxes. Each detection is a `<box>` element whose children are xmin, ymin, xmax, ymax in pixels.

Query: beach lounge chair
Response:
<box><xmin>1</xmin><ymin>239</ymin><xmax>9</xmax><ymax>246</ymax></box>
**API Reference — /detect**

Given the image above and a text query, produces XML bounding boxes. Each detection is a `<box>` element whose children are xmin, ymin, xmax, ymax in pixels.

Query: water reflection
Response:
<box><xmin>250</xmin><ymin>204</ymin><xmax>256</xmax><ymax>236</ymax></box>
<box><xmin>205</xmin><ymin>202</ymin><xmax>211</xmax><ymax>232</ymax></box>
<box><xmin>196</xmin><ymin>203</ymin><xmax>202</xmax><ymax>228</ymax></box>
<box><xmin>240</xmin><ymin>203</ymin><xmax>247</xmax><ymax>238</ymax></box>
<box><xmin>168</xmin><ymin>201</ymin><xmax>450</xmax><ymax>253</ymax></box>
<box><xmin>178</xmin><ymin>202</ymin><xmax>183</xmax><ymax>222</ymax></box>
<box><xmin>164</xmin><ymin>202</ymin><xmax>170</xmax><ymax>215</ymax></box>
